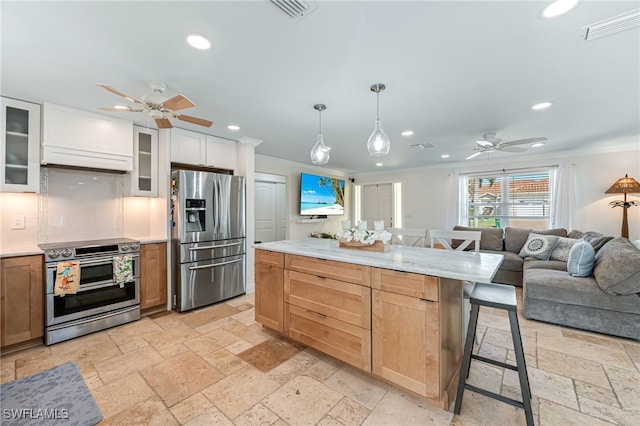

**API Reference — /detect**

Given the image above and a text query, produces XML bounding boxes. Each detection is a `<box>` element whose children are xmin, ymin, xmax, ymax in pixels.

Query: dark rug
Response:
<box><xmin>0</xmin><ymin>362</ymin><xmax>102</xmax><ymax>425</ymax></box>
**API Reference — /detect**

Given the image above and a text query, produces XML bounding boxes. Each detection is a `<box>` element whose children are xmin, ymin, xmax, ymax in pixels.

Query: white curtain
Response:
<box><xmin>550</xmin><ymin>162</ymin><xmax>575</xmax><ymax>230</ymax></box>
<box><xmin>444</xmin><ymin>172</ymin><xmax>464</xmax><ymax>229</ymax></box>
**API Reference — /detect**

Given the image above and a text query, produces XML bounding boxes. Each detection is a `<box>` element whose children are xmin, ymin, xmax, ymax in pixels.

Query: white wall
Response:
<box><xmin>255</xmin><ymin>155</ymin><xmax>351</xmax><ymax>238</ymax></box>
<box><xmin>352</xmin><ymin>146</ymin><xmax>640</xmax><ymax>241</ymax></box>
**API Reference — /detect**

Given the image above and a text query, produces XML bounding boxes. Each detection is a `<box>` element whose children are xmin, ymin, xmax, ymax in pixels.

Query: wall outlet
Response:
<box><xmin>11</xmin><ymin>214</ymin><xmax>25</xmax><ymax>229</ymax></box>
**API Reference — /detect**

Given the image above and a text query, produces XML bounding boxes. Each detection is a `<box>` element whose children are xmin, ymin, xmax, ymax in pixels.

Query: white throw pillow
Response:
<box><xmin>519</xmin><ymin>233</ymin><xmax>559</xmax><ymax>260</ymax></box>
<box><xmin>567</xmin><ymin>239</ymin><xmax>595</xmax><ymax>277</ymax></box>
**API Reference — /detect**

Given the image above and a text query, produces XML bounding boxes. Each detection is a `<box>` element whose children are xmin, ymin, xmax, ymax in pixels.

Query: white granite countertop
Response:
<box><xmin>254</xmin><ymin>238</ymin><xmax>504</xmax><ymax>283</ymax></box>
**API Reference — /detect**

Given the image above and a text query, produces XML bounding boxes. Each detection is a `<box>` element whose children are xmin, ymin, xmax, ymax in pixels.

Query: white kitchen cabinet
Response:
<box><xmin>206</xmin><ymin>135</ymin><xmax>237</xmax><ymax>171</ymax></box>
<box><xmin>170</xmin><ymin>128</ymin><xmax>237</xmax><ymax>171</ymax></box>
<box><xmin>130</xmin><ymin>125</ymin><xmax>159</xmax><ymax>196</ymax></box>
<box><xmin>41</xmin><ymin>103</ymin><xmax>133</xmax><ymax>171</ymax></box>
<box><xmin>1</xmin><ymin>97</ymin><xmax>40</xmax><ymax>192</ymax></box>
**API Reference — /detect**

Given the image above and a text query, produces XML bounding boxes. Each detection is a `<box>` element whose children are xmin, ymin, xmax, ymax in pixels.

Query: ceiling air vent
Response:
<box><xmin>270</xmin><ymin>0</ymin><xmax>317</xmax><ymax>22</ymax></box>
<box><xmin>581</xmin><ymin>8</ymin><xmax>640</xmax><ymax>42</ymax></box>
<box><xmin>411</xmin><ymin>143</ymin><xmax>434</xmax><ymax>150</ymax></box>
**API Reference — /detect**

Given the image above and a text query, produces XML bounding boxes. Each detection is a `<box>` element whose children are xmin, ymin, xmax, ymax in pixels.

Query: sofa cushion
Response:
<box><xmin>524</xmin><ymin>268</ymin><xmax>640</xmax><ymax>315</ymax></box>
<box><xmin>482</xmin><ymin>250</ymin><xmax>523</xmax><ymax>272</ymax></box>
<box><xmin>567</xmin><ymin>240</ymin><xmax>596</xmax><ymax>277</ymax></box>
<box><xmin>453</xmin><ymin>226</ymin><xmax>503</xmax><ymax>251</ymax></box>
<box><xmin>550</xmin><ymin>237</ymin><xmax>578</xmax><ymax>262</ymax></box>
<box><xmin>581</xmin><ymin>231</ymin><xmax>614</xmax><ymax>253</ymax></box>
<box><xmin>519</xmin><ymin>233</ymin><xmax>560</xmax><ymax>260</ymax></box>
<box><xmin>594</xmin><ymin>238</ymin><xmax>640</xmax><ymax>295</ymax></box>
<box><xmin>524</xmin><ymin>259</ymin><xmax>567</xmax><ymax>272</ymax></box>
<box><xmin>504</xmin><ymin>227</ymin><xmax>567</xmax><ymax>254</ymax></box>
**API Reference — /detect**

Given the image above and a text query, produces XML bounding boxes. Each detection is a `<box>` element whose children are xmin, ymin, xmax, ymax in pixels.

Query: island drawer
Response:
<box><xmin>286</xmin><ymin>303</ymin><xmax>371</xmax><ymax>372</ymax></box>
<box><xmin>371</xmin><ymin>268</ymin><xmax>439</xmax><ymax>301</ymax></box>
<box><xmin>256</xmin><ymin>249</ymin><xmax>284</xmax><ymax>268</ymax></box>
<box><xmin>285</xmin><ymin>254</ymin><xmax>370</xmax><ymax>286</ymax></box>
<box><xmin>285</xmin><ymin>270</ymin><xmax>371</xmax><ymax>329</ymax></box>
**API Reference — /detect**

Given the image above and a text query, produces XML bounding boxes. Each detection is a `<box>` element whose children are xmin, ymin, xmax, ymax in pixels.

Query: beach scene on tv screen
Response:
<box><xmin>300</xmin><ymin>174</ymin><xmax>345</xmax><ymax>215</ymax></box>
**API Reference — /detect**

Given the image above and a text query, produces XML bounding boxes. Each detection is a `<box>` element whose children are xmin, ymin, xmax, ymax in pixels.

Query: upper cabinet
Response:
<box><xmin>130</xmin><ymin>125</ymin><xmax>159</xmax><ymax>197</ymax></box>
<box><xmin>1</xmin><ymin>97</ymin><xmax>41</xmax><ymax>192</ymax></box>
<box><xmin>170</xmin><ymin>128</ymin><xmax>237</xmax><ymax>172</ymax></box>
<box><xmin>41</xmin><ymin>103</ymin><xmax>133</xmax><ymax>172</ymax></box>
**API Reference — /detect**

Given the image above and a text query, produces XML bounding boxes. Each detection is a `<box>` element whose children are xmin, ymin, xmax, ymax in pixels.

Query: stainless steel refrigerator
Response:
<box><xmin>171</xmin><ymin>170</ymin><xmax>246</xmax><ymax>312</ymax></box>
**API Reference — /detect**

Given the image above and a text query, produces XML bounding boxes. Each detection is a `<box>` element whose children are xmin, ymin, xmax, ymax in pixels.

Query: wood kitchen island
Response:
<box><xmin>254</xmin><ymin>238</ymin><xmax>503</xmax><ymax>410</ymax></box>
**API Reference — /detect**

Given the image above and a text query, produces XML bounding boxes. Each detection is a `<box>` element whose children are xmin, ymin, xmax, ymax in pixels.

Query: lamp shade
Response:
<box><xmin>605</xmin><ymin>174</ymin><xmax>640</xmax><ymax>194</ymax></box>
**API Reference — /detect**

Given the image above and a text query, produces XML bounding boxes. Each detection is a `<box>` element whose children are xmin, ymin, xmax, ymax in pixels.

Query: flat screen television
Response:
<box><xmin>300</xmin><ymin>172</ymin><xmax>345</xmax><ymax>216</ymax></box>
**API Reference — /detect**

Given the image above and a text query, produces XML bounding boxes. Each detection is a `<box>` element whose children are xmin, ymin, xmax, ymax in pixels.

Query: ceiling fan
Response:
<box><xmin>96</xmin><ymin>81</ymin><xmax>213</xmax><ymax>129</ymax></box>
<box><xmin>466</xmin><ymin>133</ymin><xmax>547</xmax><ymax>160</ymax></box>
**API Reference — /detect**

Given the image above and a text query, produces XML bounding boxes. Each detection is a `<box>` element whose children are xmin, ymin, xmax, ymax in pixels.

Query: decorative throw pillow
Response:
<box><xmin>567</xmin><ymin>239</ymin><xmax>595</xmax><ymax>277</ymax></box>
<box><xmin>518</xmin><ymin>233</ymin><xmax>560</xmax><ymax>260</ymax></box>
<box><xmin>550</xmin><ymin>237</ymin><xmax>578</xmax><ymax>262</ymax></box>
<box><xmin>593</xmin><ymin>238</ymin><xmax>640</xmax><ymax>295</ymax></box>
<box><xmin>580</xmin><ymin>231</ymin><xmax>614</xmax><ymax>253</ymax></box>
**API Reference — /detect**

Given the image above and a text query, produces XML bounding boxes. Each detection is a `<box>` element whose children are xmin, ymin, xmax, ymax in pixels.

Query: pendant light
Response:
<box><xmin>367</xmin><ymin>83</ymin><xmax>391</xmax><ymax>156</ymax></box>
<box><xmin>310</xmin><ymin>103</ymin><xmax>330</xmax><ymax>165</ymax></box>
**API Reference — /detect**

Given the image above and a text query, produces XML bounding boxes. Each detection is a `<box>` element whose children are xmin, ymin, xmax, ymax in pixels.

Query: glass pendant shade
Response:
<box><xmin>310</xmin><ymin>133</ymin><xmax>330</xmax><ymax>165</ymax></box>
<box><xmin>367</xmin><ymin>120</ymin><xmax>391</xmax><ymax>156</ymax></box>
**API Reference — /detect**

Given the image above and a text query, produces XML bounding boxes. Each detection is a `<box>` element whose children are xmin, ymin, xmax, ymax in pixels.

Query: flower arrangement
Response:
<box><xmin>337</xmin><ymin>228</ymin><xmax>392</xmax><ymax>245</ymax></box>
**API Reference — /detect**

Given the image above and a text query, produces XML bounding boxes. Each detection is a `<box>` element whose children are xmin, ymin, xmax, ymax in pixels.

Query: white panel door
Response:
<box><xmin>255</xmin><ymin>181</ymin><xmax>277</xmax><ymax>243</ymax></box>
<box><xmin>362</xmin><ymin>183</ymin><xmax>393</xmax><ymax>228</ymax></box>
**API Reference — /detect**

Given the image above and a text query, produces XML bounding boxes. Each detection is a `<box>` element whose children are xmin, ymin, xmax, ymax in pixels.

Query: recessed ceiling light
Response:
<box><xmin>531</xmin><ymin>142</ymin><xmax>546</xmax><ymax>147</ymax></box>
<box><xmin>187</xmin><ymin>34</ymin><xmax>211</xmax><ymax>50</ymax></box>
<box><xmin>401</xmin><ymin>130</ymin><xmax>414</xmax><ymax>137</ymax></box>
<box><xmin>376</xmin><ymin>162</ymin><xmax>383</xmax><ymax>167</ymax></box>
<box><xmin>441</xmin><ymin>154</ymin><xmax>450</xmax><ymax>158</ymax></box>
<box><xmin>226</xmin><ymin>124</ymin><xmax>240</xmax><ymax>131</ymax></box>
<box><xmin>114</xmin><ymin>105</ymin><xmax>130</xmax><ymax>110</ymax></box>
<box><xmin>542</xmin><ymin>0</ymin><xmax>580</xmax><ymax>18</ymax></box>
<box><xmin>531</xmin><ymin>101</ymin><xmax>553</xmax><ymax>110</ymax></box>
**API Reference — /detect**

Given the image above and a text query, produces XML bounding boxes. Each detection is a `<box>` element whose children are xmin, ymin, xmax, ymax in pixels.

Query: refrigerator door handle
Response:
<box><xmin>188</xmin><ymin>258</ymin><xmax>243</xmax><ymax>270</ymax></box>
<box><xmin>188</xmin><ymin>242</ymin><xmax>243</xmax><ymax>251</ymax></box>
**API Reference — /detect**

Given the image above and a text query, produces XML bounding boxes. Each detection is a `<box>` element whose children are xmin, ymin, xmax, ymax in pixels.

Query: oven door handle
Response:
<box><xmin>188</xmin><ymin>258</ymin><xmax>243</xmax><ymax>270</ymax></box>
<box><xmin>72</xmin><ymin>280</ymin><xmax>132</xmax><ymax>293</ymax></box>
<box><xmin>48</xmin><ymin>254</ymin><xmax>140</xmax><ymax>269</ymax></box>
<box><xmin>188</xmin><ymin>242</ymin><xmax>243</xmax><ymax>251</ymax></box>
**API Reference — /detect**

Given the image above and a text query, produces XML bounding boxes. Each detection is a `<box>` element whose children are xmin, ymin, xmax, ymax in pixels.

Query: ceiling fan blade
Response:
<box><xmin>98</xmin><ymin>107</ymin><xmax>145</xmax><ymax>112</ymax></box>
<box><xmin>499</xmin><ymin>146</ymin><xmax>527</xmax><ymax>153</ymax></box>
<box><xmin>155</xmin><ymin>118</ymin><xmax>173</xmax><ymax>129</ymax></box>
<box><xmin>162</xmin><ymin>95</ymin><xmax>195</xmax><ymax>111</ymax></box>
<box><xmin>499</xmin><ymin>137</ymin><xmax>547</xmax><ymax>147</ymax></box>
<box><xmin>466</xmin><ymin>151</ymin><xmax>484</xmax><ymax>160</ymax></box>
<box><xmin>176</xmin><ymin>114</ymin><xmax>213</xmax><ymax>127</ymax></box>
<box><xmin>95</xmin><ymin>83</ymin><xmax>143</xmax><ymax>104</ymax></box>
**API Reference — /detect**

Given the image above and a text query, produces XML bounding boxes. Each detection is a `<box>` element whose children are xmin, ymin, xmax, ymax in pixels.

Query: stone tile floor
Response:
<box><xmin>1</xmin><ymin>290</ymin><xmax>638</xmax><ymax>425</ymax></box>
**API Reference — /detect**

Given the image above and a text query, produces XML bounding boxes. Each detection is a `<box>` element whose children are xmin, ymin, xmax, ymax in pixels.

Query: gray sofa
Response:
<box><xmin>453</xmin><ymin>226</ymin><xmax>640</xmax><ymax>340</ymax></box>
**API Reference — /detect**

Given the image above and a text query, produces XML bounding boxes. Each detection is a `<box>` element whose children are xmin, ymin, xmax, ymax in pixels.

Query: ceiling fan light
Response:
<box><xmin>310</xmin><ymin>134</ymin><xmax>330</xmax><ymax>165</ymax></box>
<box><xmin>367</xmin><ymin>121</ymin><xmax>391</xmax><ymax>156</ymax></box>
<box><xmin>114</xmin><ymin>105</ymin><xmax>129</xmax><ymax>110</ymax></box>
<box><xmin>187</xmin><ymin>34</ymin><xmax>211</xmax><ymax>50</ymax></box>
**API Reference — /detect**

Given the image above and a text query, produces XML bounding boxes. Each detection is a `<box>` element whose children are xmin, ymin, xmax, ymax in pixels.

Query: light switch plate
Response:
<box><xmin>11</xmin><ymin>214</ymin><xmax>25</xmax><ymax>229</ymax></box>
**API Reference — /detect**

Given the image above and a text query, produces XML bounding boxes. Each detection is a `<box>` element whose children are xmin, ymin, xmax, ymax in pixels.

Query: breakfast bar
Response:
<box><xmin>254</xmin><ymin>238</ymin><xmax>503</xmax><ymax>409</ymax></box>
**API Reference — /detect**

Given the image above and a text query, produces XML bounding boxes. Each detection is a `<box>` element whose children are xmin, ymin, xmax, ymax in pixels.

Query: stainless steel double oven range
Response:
<box><xmin>39</xmin><ymin>238</ymin><xmax>141</xmax><ymax>345</ymax></box>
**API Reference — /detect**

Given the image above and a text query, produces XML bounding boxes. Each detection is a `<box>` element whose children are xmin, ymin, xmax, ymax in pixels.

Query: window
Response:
<box><xmin>463</xmin><ymin>170</ymin><xmax>551</xmax><ymax>229</ymax></box>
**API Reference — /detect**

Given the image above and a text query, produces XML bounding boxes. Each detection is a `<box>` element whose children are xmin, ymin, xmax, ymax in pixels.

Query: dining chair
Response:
<box><xmin>386</xmin><ymin>227</ymin><xmax>428</xmax><ymax>247</ymax></box>
<box><xmin>429</xmin><ymin>229</ymin><xmax>482</xmax><ymax>346</ymax></box>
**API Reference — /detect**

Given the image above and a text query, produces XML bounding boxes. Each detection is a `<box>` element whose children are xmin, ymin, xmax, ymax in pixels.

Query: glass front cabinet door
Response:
<box><xmin>1</xmin><ymin>97</ymin><xmax>41</xmax><ymax>192</ymax></box>
<box><xmin>131</xmin><ymin>125</ymin><xmax>159</xmax><ymax>196</ymax></box>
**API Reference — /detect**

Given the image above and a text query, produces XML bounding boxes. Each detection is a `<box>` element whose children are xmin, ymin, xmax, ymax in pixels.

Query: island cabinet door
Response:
<box><xmin>372</xmin><ymin>288</ymin><xmax>440</xmax><ymax>399</ymax></box>
<box><xmin>255</xmin><ymin>262</ymin><xmax>284</xmax><ymax>333</ymax></box>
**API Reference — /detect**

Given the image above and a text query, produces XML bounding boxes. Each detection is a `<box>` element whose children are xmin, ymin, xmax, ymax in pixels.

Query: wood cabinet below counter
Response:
<box><xmin>140</xmin><ymin>243</ymin><xmax>167</xmax><ymax>311</ymax></box>
<box><xmin>1</xmin><ymin>255</ymin><xmax>44</xmax><ymax>348</ymax></box>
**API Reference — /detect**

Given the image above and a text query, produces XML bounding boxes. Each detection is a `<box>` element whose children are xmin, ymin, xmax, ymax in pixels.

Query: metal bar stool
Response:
<box><xmin>453</xmin><ymin>282</ymin><xmax>534</xmax><ymax>426</ymax></box>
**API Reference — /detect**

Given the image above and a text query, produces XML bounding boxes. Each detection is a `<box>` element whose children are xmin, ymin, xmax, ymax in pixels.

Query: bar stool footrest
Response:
<box><xmin>472</xmin><ymin>354</ymin><xmax>519</xmax><ymax>372</ymax></box>
<box><xmin>465</xmin><ymin>384</ymin><xmax>525</xmax><ymax>409</ymax></box>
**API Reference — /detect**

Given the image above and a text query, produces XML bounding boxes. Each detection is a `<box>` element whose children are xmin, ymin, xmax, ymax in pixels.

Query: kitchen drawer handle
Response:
<box><xmin>189</xmin><ymin>242</ymin><xmax>243</xmax><ymax>251</ymax></box>
<box><xmin>188</xmin><ymin>258</ymin><xmax>243</xmax><ymax>270</ymax></box>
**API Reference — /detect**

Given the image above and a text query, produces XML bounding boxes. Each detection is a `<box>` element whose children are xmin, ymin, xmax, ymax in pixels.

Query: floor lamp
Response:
<box><xmin>605</xmin><ymin>174</ymin><xmax>640</xmax><ymax>239</ymax></box>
